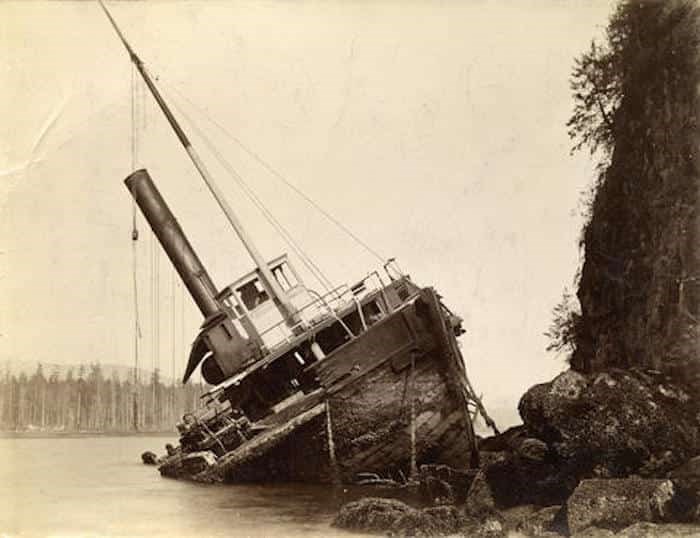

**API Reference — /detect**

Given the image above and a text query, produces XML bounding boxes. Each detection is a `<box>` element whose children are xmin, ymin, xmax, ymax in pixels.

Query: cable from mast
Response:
<box><xmin>130</xmin><ymin>63</ymin><xmax>142</xmax><ymax>431</ymax></box>
<box><xmin>162</xmin><ymin>84</ymin><xmax>334</xmax><ymax>293</ymax></box>
<box><xmin>162</xmin><ymin>80</ymin><xmax>387</xmax><ymax>264</ymax></box>
<box><xmin>171</xmin><ymin>273</ymin><xmax>178</xmax><ymax>424</ymax></box>
<box><xmin>152</xmin><ymin>228</ymin><xmax>160</xmax><ymax>428</ymax></box>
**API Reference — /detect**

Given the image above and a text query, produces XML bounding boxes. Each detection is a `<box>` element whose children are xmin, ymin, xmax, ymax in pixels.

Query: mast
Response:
<box><xmin>97</xmin><ymin>0</ymin><xmax>299</xmax><ymax>328</ymax></box>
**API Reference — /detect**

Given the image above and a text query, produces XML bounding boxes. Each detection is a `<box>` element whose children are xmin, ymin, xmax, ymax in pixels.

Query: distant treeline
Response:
<box><xmin>0</xmin><ymin>363</ymin><xmax>207</xmax><ymax>432</ymax></box>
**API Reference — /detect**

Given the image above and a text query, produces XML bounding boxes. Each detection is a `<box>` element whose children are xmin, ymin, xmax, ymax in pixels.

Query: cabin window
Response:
<box><xmin>272</xmin><ymin>262</ymin><xmax>297</xmax><ymax>292</ymax></box>
<box><xmin>363</xmin><ymin>300</ymin><xmax>384</xmax><ymax>326</ymax></box>
<box><xmin>236</xmin><ymin>279</ymin><xmax>270</xmax><ymax>311</ymax></box>
<box><xmin>219</xmin><ymin>290</ymin><xmax>245</xmax><ymax>319</ymax></box>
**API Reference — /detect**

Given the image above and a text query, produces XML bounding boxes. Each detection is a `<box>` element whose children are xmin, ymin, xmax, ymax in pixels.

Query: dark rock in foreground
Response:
<box><xmin>332</xmin><ymin>497</ymin><xmax>470</xmax><ymax>537</ymax></box>
<box><xmin>466</xmin><ymin>369</ymin><xmax>700</xmax><ymax>513</ymax></box>
<box><xmin>141</xmin><ymin>451</ymin><xmax>158</xmax><ymax>465</ymax></box>
<box><xmin>464</xmin><ymin>449</ymin><xmax>576</xmax><ymax>510</ymax></box>
<box><xmin>566</xmin><ymin>478</ymin><xmax>676</xmax><ymax>534</ymax></box>
<box><xmin>332</xmin><ymin>497</ymin><xmax>418</xmax><ymax>534</ymax></box>
<box><xmin>519</xmin><ymin>369</ymin><xmax>698</xmax><ymax>481</ymax></box>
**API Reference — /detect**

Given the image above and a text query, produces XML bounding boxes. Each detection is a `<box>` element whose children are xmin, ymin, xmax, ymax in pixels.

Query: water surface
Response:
<box><xmin>0</xmin><ymin>435</ymin><xmax>368</xmax><ymax>537</ymax></box>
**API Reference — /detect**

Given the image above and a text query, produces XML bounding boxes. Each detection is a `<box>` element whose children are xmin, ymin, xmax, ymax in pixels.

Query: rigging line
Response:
<box><xmin>130</xmin><ymin>66</ymin><xmax>138</xmax><ymax>230</ymax></box>
<box><xmin>203</xmin><ymin>129</ymin><xmax>334</xmax><ymax>293</ymax></box>
<box><xmin>149</xmin><ymin>214</ymin><xmax>156</xmax><ymax>425</ymax></box>
<box><xmin>171</xmin><ymin>274</ymin><xmax>176</xmax><ymax>384</ymax></box>
<box><xmin>159</xmin><ymin>78</ymin><xmax>386</xmax><ymax>263</ymax></box>
<box><xmin>163</xmin><ymin>86</ymin><xmax>334</xmax><ymax>293</ymax></box>
<box><xmin>130</xmin><ymin>66</ymin><xmax>142</xmax><ymax>376</ymax></box>
<box><xmin>138</xmin><ymin>67</ymin><xmax>160</xmax><ymax>426</ymax></box>
<box><xmin>154</xmin><ymin>237</ymin><xmax>160</xmax><ymax>423</ymax></box>
<box><xmin>131</xmin><ymin>63</ymin><xmax>143</xmax><ymax>431</ymax></box>
<box><xmin>171</xmin><ymin>271</ymin><xmax>177</xmax><ymax>421</ymax></box>
<box><xmin>162</xmin><ymin>86</ymin><xmax>333</xmax><ymax>291</ymax></box>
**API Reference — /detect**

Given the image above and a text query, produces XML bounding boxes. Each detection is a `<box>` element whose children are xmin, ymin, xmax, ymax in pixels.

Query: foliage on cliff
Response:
<box><xmin>551</xmin><ymin>0</ymin><xmax>699</xmax><ymax>383</ymax></box>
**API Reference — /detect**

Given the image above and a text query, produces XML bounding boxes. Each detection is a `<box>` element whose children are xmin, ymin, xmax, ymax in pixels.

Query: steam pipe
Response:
<box><xmin>125</xmin><ymin>169</ymin><xmax>220</xmax><ymax>317</ymax></box>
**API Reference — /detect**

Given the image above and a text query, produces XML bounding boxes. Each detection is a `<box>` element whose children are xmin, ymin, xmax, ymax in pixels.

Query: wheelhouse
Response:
<box><xmin>188</xmin><ymin>257</ymin><xmax>424</xmax><ymax>425</ymax></box>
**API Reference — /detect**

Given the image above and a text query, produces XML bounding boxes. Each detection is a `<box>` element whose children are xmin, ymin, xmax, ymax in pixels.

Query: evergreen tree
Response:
<box><xmin>550</xmin><ymin>0</ymin><xmax>700</xmax><ymax>375</ymax></box>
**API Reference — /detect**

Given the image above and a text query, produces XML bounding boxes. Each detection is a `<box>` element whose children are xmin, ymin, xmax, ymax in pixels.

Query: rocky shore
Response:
<box><xmin>332</xmin><ymin>1</ymin><xmax>700</xmax><ymax>534</ymax></box>
<box><xmin>332</xmin><ymin>368</ymin><xmax>700</xmax><ymax>537</ymax></box>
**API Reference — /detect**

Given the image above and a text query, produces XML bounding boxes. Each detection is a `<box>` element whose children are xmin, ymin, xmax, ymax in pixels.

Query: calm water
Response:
<box><xmin>0</xmin><ymin>435</ymin><xmax>369</xmax><ymax>538</ymax></box>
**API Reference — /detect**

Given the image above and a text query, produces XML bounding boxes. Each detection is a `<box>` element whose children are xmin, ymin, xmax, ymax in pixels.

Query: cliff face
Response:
<box><xmin>570</xmin><ymin>1</ymin><xmax>700</xmax><ymax>386</ymax></box>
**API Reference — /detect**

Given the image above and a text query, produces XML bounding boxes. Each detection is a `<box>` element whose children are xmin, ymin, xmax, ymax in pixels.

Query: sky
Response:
<box><xmin>0</xmin><ymin>0</ymin><xmax>613</xmax><ymax>427</ymax></box>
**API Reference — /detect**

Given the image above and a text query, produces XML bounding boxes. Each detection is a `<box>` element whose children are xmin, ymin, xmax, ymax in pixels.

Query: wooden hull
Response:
<box><xmin>220</xmin><ymin>356</ymin><xmax>474</xmax><ymax>483</ymax></box>
<box><xmin>187</xmin><ymin>287</ymin><xmax>478</xmax><ymax>484</ymax></box>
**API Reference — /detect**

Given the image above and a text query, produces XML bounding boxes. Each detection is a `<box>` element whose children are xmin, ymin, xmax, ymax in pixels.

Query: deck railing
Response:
<box><xmin>257</xmin><ymin>271</ymin><xmax>386</xmax><ymax>351</ymax></box>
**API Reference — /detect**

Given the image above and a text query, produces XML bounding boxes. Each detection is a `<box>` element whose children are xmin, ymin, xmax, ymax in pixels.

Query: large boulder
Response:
<box><xmin>519</xmin><ymin>369</ymin><xmax>698</xmax><ymax>479</ymax></box>
<box><xmin>332</xmin><ymin>497</ymin><xmax>416</xmax><ymax>533</ymax></box>
<box><xmin>464</xmin><ymin>451</ymin><xmax>578</xmax><ymax>511</ymax></box>
<box><xmin>333</xmin><ymin>497</ymin><xmax>471</xmax><ymax>537</ymax></box>
<box><xmin>566</xmin><ymin>478</ymin><xmax>676</xmax><ymax>534</ymax></box>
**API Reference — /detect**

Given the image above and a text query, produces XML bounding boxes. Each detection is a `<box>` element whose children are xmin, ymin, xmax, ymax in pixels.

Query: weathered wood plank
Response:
<box><xmin>204</xmin><ymin>403</ymin><xmax>326</xmax><ymax>480</ymax></box>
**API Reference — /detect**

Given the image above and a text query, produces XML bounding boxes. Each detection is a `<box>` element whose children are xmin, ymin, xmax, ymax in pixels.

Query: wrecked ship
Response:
<box><xmin>101</xmin><ymin>0</ymin><xmax>496</xmax><ymax>484</ymax></box>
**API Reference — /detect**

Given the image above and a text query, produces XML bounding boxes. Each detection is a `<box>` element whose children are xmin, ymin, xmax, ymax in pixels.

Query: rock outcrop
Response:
<box><xmin>566</xmin><ymin>478</ymin><xmax>676</xmax><ymax>534</ymax></box>
<box><xmin>465</xmin><ymin>452</ymin><xmax>572</xmax><ymax>510</ymax></box>
<box><xmin>333</xmin><ymin>497</ymin><xmax>417</xmax><ymax>534</ymax></box>
<box><xmin>330</xmin><ymin>3</ymin><xmax>700</xmax><ymax>536</ymax></box>
<box><xmin>569</xmin><ymin>0</ymin><xmax>700</xmax><ymax>386</ymax></box>
<box><xmin>332</xmin><ymin>497</ymin><xmax>468</xmax><ymax>537</ymax></box>
<box><xmin>519</xmin><ymin>369</ymin><xmax>698</xmax><ymax>481</ymax></box>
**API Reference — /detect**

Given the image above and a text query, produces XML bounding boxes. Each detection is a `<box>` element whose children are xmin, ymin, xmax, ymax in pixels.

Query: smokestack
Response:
<box><xmin>125</xmin><ymin>169</ymin><xmax>220</xmax><ymax>317</ymax></box>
